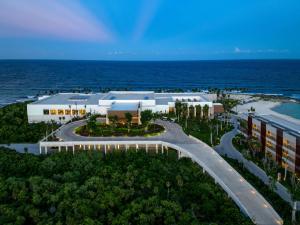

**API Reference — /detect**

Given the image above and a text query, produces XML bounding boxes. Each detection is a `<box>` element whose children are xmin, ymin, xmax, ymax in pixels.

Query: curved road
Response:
<box><xmin>51</xmin><ymin>119</ymin><xmax>282</xmax><ymax>225</ymax></box>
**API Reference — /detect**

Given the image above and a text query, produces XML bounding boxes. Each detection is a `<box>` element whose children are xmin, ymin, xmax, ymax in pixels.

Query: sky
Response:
<box><xmin>0</xmin><ymin>0</ymin><xmax>299</xmax><ymax>60</ymax></box>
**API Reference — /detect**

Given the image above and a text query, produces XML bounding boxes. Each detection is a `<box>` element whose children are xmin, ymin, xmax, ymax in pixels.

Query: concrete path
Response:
<box><xmin>50</xmin><ymin>119</ymin><xmax>283</xmax><ymax>225</ymax></box>
<box><xmin>215</xmin><ymin>118</ymin><xmax>295</xmax><ymax>208</ymax></box>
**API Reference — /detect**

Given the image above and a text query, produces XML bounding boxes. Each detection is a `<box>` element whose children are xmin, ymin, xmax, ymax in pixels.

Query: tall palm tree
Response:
<box><xmin>108</xmin><ymin>115</ymin><xmax>118</xmax><ymax>132</ymax></box>
<box><xmin>182</xmin><ymin>103</ymin><xmax>188</xmax><ymax>129</ymax></box>
<box><xmin>189</xmin><ymin>105</ymin><xmax>194</xmax><ymax>118</ymax></box>
<box><xmin>195</xmin><ymin>105</ymin><xmax>202</xmax><ymax>120</ymax></box>
<box><xmin>125</xmin><ymin>112</ymin><xmax>132</xmax><ymax>133</ymax></box>
<box><xmin>175</xmin><ymin>101</ymin><xmax>182</xmax><ymax>121</ymax></box>
<box><xmin>203</xmin><ymin>104</ymin><xmax>209</xmax><ymax>120</ymax></box>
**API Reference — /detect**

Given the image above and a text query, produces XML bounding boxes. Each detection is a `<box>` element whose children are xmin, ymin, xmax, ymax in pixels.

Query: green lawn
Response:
<box><xmin>0</xmin><ymin>148</ymin><xmax>252</xmax><ymax>225</ymax></box>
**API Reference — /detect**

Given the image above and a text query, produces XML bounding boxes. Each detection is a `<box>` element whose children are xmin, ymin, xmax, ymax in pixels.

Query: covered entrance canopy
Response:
<box><xmin>107</xmin><ymin>103</ymin><xmax>140</xmax><ymax>124</ymax></box>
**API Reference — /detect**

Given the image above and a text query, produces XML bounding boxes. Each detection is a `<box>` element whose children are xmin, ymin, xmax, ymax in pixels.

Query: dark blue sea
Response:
<box><xmin>0</xmin><ymin>59</ymin><xmax>300</xmax><ymax>106</ymax></box>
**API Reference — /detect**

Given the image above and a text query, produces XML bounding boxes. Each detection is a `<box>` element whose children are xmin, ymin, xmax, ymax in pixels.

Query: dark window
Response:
<box><xmin>43</xmin><ymin>109</ymin><xmax>49</xmax><ymax>115</ymax></box>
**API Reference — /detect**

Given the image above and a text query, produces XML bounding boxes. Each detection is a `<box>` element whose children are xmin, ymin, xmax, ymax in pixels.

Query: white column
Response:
<box><xmin>72</xmin><ymin>145</ymin><xmax>75</xmax><ymax>154</ymax></box>
<box><xmin>45</xmin><ymin>146</ymin><xmax>48</xmax><ymax>154</ymax></box>
<box><xmin>146</xmin><ymin>144</ymin><xmax>148</xmax><ymax>153</ymax></box>
<box><xmin>83</xmin><ymin>145</ymin><xmax>86</xmax><ymax>150</ymax></box>
<box><xmin>126</xmin><ymin>144</ymin><xmax>128</xmax><ymax>151</ymax></box>
<box><xmin>39</xmin><ymin>145</ymin><xmax>42</xmax><ymax>154</ymax></box>
<box><xmin>104</xmin><ymin>145</ymin><xmax>107</xmax><ymax>154</ymax></box>
<box><xmin>58</xmin><ymin>146</ymin><xmax>61</xmax><ymax>152</ymax></box>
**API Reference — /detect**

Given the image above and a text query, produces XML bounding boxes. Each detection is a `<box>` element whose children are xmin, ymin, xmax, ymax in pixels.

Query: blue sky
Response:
<box><xmin>0</xmin><ymin>0</ymin><xmax>299</xmax><ymax>60</ymax></box>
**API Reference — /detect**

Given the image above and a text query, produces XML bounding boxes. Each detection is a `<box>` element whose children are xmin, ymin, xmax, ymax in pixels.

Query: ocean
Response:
<box><xmin>0</xmin><ymin>59</ymin><xmax>300</xmax><ymax>107</ymax></box>
<box><xmin>272</xmin><ymin>103</ymin><xmax>300</xmax><ymax>120</ymax></box>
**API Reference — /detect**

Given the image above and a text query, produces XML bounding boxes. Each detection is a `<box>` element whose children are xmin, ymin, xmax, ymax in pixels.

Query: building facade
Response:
<box><xmin>27</xmin><ymin>91</ymin><xmax>222</xmax><ymax>124</ymax></box>
<box><xmin>240</xmin><ymin>113</ymin><xmax>300</xmax><ymax>175</ymax></box>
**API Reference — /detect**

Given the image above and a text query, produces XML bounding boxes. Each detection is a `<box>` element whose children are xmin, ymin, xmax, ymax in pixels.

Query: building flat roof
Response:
<box><xmin>30</xmin><ymin>93</ymin><xmax>105</xmax><ymax>105</ymax></box>
<box><xmin>30</xmin><ymin>91</ymin><xmax>214</xmax><ymax>106</ymax></box>
<box><xmin>109</xmin><ymin>103</ymin><xmax>139</xmax><ymax>111</ymax></box>
<box><xmin>102</xmin><ymin>91</ymin><xmax>155</xmax><ymax>101</ymax></box>
<box><xmin>256</xmin><ymin>114</ymin><xmax>300</xmax><ymax>137</ymax></box>
<box><xmin>154</xmin><ymin>92</ymin><xmax>210</xmax><ymax>102</ymax></box>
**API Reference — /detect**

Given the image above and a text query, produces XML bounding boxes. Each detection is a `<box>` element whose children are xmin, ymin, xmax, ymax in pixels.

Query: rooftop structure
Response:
<box><xmin>27</xmin><ymin>91</ymin><xmax>221</xmax><ymax>124</ymax></box>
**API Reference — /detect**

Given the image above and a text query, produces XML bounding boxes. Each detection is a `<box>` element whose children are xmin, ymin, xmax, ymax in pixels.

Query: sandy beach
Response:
<box><xmin>236</xmin><ymin>100</ymin><xmax>300</xmax><ymax>125</ymax></box>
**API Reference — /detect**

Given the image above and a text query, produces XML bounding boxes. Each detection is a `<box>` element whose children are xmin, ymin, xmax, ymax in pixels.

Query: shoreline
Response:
<box><xmin>236</xmin><ymin>99</ymin><xmax>300</xmax><ymax>125</ymax></box>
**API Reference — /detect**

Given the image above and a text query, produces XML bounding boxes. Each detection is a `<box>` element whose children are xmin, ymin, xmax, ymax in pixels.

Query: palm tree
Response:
<box><xmin>203</xmin><ymin>104</ymin><xmax>209</xmax><ymax>120</ymax></box>
<box><xmin>182</xmin><ymin>104</ymin><xmax>188</xmax><ymax>129</ymax></box>
<box><xmin>141</xmin><ymin>110</ymin><xmax>153</xmax><ymax>132</ymax></box>
<box><xmin>175</xmin><ymin>101</ymin><xmax>182</xmax><ymax>121</ymax></box>
<box><xmin>189</xmin><ymin>105</ymin><xmax>194</xmax><ymax>118</ymax></box>
<box><xmin>195</xmin><ymin>105</ymin><xmax>202</xmax><ymax>120</ymax></box>
<box><xmin>108</xmin><ymin>115</ymin><xmax>118</xmax><ymax>132</ymax></box>
<box><xmin>125</xmin><ymin>112</ymin><xmax>132</xmax><ymax>133</ymax></box>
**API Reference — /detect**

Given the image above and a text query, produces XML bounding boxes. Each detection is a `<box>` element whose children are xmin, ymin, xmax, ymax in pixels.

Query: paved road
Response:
<box><xmin>51</xmin><ymin>119</ymin><xmax>283</xmax><ymax>225</ymax></box>
<box><xmin>215</xmin><ymin>117</ymin><xmax>294</xmax><ymax>207</ymax></box>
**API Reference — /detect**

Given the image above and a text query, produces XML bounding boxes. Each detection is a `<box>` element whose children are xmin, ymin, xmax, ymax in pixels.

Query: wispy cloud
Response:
<box><xmin>0</xmin><ymin>0</ymin><xmax>115</xmax><ymax>42</ymax></box>
<box><xmin>132</xmin><ymin>0</ymin><xmax>161</xmax><ymax>41</ymax></box>
<box><xmin>234</xmin><ymin>47</ymin><xmax>289</xmax><ymax>54</ymax></box>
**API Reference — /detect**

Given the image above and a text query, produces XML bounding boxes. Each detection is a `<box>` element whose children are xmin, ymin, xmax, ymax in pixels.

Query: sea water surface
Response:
<box><xmin>272</xmin><ymin>103</ymin><xmax>300</xmax><ymax>120</ymax></box>
<box><xmin>0</xmin><ymin>59</ymin><xmax>300</xmax><ymax>107</ymax></box>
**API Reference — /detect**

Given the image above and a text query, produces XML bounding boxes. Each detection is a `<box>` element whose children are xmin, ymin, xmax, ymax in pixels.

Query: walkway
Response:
<box><xmin>43</xmin><ymin>119</ymin><xmax>283</xmax><ymax>225</ymax></box>
<box><xmin>215</xmin><ymin>118</ymin><xmax>298</xmax><ymax>210</ymax></box>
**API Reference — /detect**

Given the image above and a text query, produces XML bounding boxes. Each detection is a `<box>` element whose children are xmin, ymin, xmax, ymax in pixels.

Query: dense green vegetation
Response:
<box><xmin>0</xmin><ymin>102</ymin><xmax>59</xmax><ymax>144</ymax></box>
<box><xmin>76</xmin><ymin>122</ymin><xmax>164</xmax><ymax>137</ymax></box>
<box><xmin>0</xmin><ymin>148</ymin><xmax>252</xmax><ymax>225</ymax></box>
<box><xmin>180</xmin><ymin>118</ymin><xmax>233</xmax><ymax>146</ymax></box>
<box><xmin>224</xmin><ymin>157</ymin><xmax>299</xmax><ymax>225</ymax></box>
<box><xmin>77</xmin><ymin>110</ymin><xmax>163</xmax><ymax>137</ymax></box>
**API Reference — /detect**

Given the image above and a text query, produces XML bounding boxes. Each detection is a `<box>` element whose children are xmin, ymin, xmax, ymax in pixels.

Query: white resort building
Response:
<box><xmin>27</xmin><ymin>91</ymin><xmax>223</xmax><ymax>124</ymax></box>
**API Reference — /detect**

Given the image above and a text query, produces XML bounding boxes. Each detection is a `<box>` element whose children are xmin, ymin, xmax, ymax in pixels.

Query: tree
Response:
<box><xmin>189</xmin><ymin>105</ymin><xmax>194</xmax><ymax>118</ymax></box>
<box><xmin>203</xmin><ymin>104</ymin><xmax>209</xmax><ymax>120</ymax></box>
<box><xmin>195</xmin><ymin>105</ymin><xmax>202</xmax><ymax>120</ymax></box>
<box><xmin>248</xmin><ymin>137</ymin><xmax>262</xmax><ymax>154</ymax></box>
<box><xmin>87</xmin><ymin>115</ymin><xmax>97</xmax><ymax>134</ymax></box>
<box><xmin>108</xmin><ymin>115</ymin><xmax>118</xmax><ymax>132</ymax></box>
<box><xmin>175</xmin><ymin>101</ymin><xmax>182</xmax><ymax>121</ymax></box>
<box><xmin>140</xmin><ymin>110</ymin><xmax>153</xmax><ymax>131</ymax></box>
<box><xmin>181</xmin><ymin>104</ymin><xmax>188</xmax><ymax>129</ymax></box>
<box><xmin>125</xmin><ymin>112</ymin><xmax>132</xmax><ymax>133</ymax></box>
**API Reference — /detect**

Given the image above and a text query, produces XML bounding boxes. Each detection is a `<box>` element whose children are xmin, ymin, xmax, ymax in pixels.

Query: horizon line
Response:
<box><xmin>0</xmin><ymin>58</ymin><xmax>300</xmax><ymax>62</ymax></box>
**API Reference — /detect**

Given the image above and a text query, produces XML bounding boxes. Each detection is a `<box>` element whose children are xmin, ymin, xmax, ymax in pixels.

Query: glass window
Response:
<box><xmin>58</xmin><ymin>109</ymin><xmax>64</xmax><ymax>115</ymax></box>
<box><xmin>65</xmin><ymin>109</ymin><xmax>71</xmax><ymax>115</ymax></box>
<box><xmin>79</xmin><ymin>109</ymin><xmax>86</xmax><ymax>115</ymax></box>
<box><xmin>72</xmin><ymin>110</ymin><xmax>78</xmax><ymax>115</ymax></box>
<box><xmin>43</xmin><ymin>109</ymin><xmax>49</xmax><ymax>115</ymax></box>
<box><xmin>50</xmin><ymin>109</ymin><xmax>57</xmax><ymax>115</ymax></box>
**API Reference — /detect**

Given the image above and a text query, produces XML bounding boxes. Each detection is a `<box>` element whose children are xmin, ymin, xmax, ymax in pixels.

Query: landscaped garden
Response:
<box><xmin>76</xmin><ymin>110</ymin><xmax>165</xmax><ymax>137</ymax></box>
<box><xmin>0</xmin><ymin>147</ymin><xmax>253</xmax><ymax>225</ymax></box>
<box><xmin>171</xmin><ymin>101</ymin><xmax>233</xmax><ymax>146</ymax></box>
<box><xmin>0</xmin><ymin>102</ymin><xmax>59</xmax><ymax>144</ymax></box>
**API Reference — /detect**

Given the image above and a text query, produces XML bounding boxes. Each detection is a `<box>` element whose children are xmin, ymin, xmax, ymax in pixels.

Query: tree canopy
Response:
<box><xmin>0</xmin><ymin>102</ymin><xmax>59</xmax><ymax>144</ymax></box>
<box><xmin>0</xmin><ymin>148</ymin><xmax>252</xmax><ymax>225</ymax></box>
